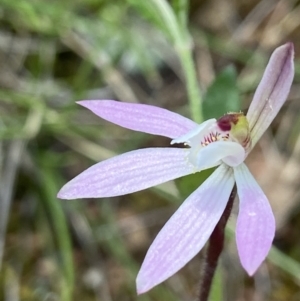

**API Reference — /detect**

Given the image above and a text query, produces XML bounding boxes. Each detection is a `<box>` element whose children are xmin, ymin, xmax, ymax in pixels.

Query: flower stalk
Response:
<box><xmin>147</xmin><ymin>0</ymin><xmax>203</xmax><ymax>122</ymax></box>
<box><xmin>198</xmin><ymin>186</ymin><xmax>237</xmax><ymax>301</ymax></box>
<box><xmin>178</xmin><ymin>46</ymin><xmax>203</xmax><ymax>123</ymax></box>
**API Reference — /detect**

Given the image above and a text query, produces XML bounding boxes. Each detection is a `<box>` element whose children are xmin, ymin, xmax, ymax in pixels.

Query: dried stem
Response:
<box><xmin>198</xmin><ymin>185</ymin><xmax>237</xmax><ymax>301</ymax></box>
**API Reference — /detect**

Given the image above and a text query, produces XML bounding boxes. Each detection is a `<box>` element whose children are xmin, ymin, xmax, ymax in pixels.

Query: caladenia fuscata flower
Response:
<box><xmin>58</xmin><ymin>43</ymin><xmax>294</xmax><ymax>294</ymax></box>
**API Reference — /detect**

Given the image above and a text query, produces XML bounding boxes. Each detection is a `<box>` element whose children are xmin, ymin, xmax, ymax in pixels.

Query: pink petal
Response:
<box><xmin>57</xmin><ymin>148</ymin><xmax>194</xmax><ymax>199</ymax></box>
<box><xmin>234</xmin><ymin>163</ymin><xmax>275</xmax><ymax>275</ymax></box>
<box><xmin>247</xmin><ymin>43</ymin><xmax>294</xmax><ymax>147</ymax></box>
<box><xmin>136</xmin><ymin>164</ymin><xmax>235</xmax><ymax>293</ymax></box>
<box><xmin>77</xmin><ymin>100</ymin><xmax>198</xmax><ymax>138</ymax></box>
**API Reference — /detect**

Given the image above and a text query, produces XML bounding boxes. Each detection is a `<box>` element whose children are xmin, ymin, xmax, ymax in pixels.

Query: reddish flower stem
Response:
<box><xmin>198</xmin><ymin>185</ymin><xmax>237</xmax><ymax>301</ymax></box>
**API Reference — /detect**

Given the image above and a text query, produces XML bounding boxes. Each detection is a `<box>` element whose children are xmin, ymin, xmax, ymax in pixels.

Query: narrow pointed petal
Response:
<box><xmin>77</xmin><ymin>100</ymin><xmax>198</xmax><ymax>139</ymax></box>
<box><xmin>234</xmin><ymin>163</ymin><xmax>275</xmax><ymax>275</ymax></box>
<box><xmin>247</xmin><ymin>43</ymin><xmax>294</xmax><ymax>147</ymax></box>
<box><xmin>171</xmin><ymin>119</ymin><xmax>216</xmax><ymax>146</ymax></box>
<box><xmin>136</xmin><ymin>164</ymin><xmax>235</xmax><ymax>293</ymax></box>
<box><xmin>58</xmin><ymin>148</ymin><xmax>195</xmax><ymax>199</ymax></box>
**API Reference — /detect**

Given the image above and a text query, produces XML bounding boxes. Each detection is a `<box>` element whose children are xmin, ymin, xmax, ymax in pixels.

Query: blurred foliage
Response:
<box><xmin>176</xmin><ymin>168</ymin><xmax>216</xmax><ymax>200</ymax></box>
<box><xmin>203</xmin><ymin>66</ymin><xmax>240</xmax><ymax>119</ymax></box>
<box><xmin>0</xmin><ymin>0</ymin><xmax>300</xmax><ymax>301</ymax></box>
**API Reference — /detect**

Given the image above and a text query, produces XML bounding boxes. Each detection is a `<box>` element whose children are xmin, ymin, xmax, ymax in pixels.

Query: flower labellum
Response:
<box><xmin>218</xmin><ymin>113</ymin><xmax>251</xmax><ymax>149</ymax></box>
<box><xmin>58</xmin><ymin>43</ymin><xmax>294</xmax><ymax>294</ymax></box>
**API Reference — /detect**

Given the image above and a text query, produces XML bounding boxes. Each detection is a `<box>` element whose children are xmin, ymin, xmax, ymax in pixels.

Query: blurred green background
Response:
<box><xmin>0</xmin><ymin>0</ymin><xmax>300</xmax><ymax>300</ymax></box>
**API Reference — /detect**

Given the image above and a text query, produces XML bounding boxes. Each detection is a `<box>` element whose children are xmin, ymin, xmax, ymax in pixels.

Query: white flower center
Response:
<box><xmin>171</xmin><ymin>119</ymin><xmax>246</xmax><ymax>170</ymax></box>
<box><xmin>200</xmin><ymin>132</ymin><xmax>230</xmax><ymax>146</ymax></box>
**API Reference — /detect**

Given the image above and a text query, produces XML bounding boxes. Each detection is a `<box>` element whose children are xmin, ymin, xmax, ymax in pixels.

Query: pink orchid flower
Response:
<box><xmin>58</xmin><ymin>43</ymin><xmax>294</xmax><ymax>294</ymax></box>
